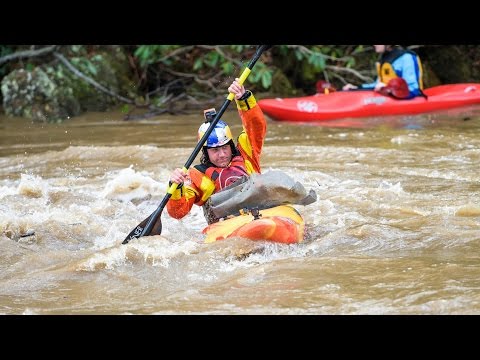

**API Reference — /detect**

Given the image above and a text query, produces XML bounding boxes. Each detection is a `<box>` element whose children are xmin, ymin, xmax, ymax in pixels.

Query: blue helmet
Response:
<box><xmin>198</xmin><ymin>119</ymin><xmax>233</xmax><ymax>148</ymax></box>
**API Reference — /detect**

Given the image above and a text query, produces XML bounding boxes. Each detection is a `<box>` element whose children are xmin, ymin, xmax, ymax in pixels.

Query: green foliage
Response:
<box><xmin>229</xmin><ymin>45</ymin><xmax>248</xmax><ymax>52</ymax></box>
<box><xmin>352</xmin><ymin>45</ymin><xmax>364</xmax><ymax>54</ymax></box>
<box><xmin>134</xmin><ymin>45</ymin><xmax>180</xmax><ymax>67</ymax></box>
<box><xmin>193</xmin><ymin>58</ymin><xmax>203</xmax><ymax>71</ymax></box>
<box><xmin>0</xmin><ymin>45</ymin><xmax>14</xmax><ymax>76</ymax></box>
<box><xmin>0</xmin><ymin>45</ymin><xmax>381</xmax><ymax>113</ymax></box>
<box><xmin>132</xmin><ymin>45</ymin><xmax>277</xmax><ymax>90</ymax></box>
<box><xmin>70</xmin><ymin>45</ymin><xmax>83</xmax><ymax>54</ymax></box>
<box><xmin>221</xmin><ymin>62</ymin><xmax>234</xmax><ymax>75</ymax></box>
<box><xmin>127</xmin><ymin>45</ymin><xmax>370</xmax><ymax>94</ymax></box>
<box><xmin>70</xmin><ymin>57</ymin><xmax>98</xmax><ymax>76</ymax></box>
<box><xmin>250</xmin><ymin>63</ymin><xmax>272</xmax><ymax>89</ymax></box>
<box><xmin>203</xmin><ymin>51</ymin><xmax>220</xmax><ymax>68</ymax></box>
<box><xmin>0</xmin><ymin>46</ymin><xmax>13</xmax><ymax>57</ymax></box>
<box><xmin>276</xmin><ymin>46</ymin><xmax>290</xmax><ymax>56</ymax></box>
<box><xmin>308</xmin><ymin>52</ymin><xmax>326</xmax><ymax>72</ymax></box>
<box><xmin>295</xmin><ymin>50</ymin><xmax>305</xmax><ymax>61</ymax></box>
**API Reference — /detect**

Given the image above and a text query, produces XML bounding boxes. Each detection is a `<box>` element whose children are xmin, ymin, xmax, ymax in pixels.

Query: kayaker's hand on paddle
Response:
<box><xmin>228</xmin><ymin>78</ymin><xmax>246</xmax><ymax>99</ymax></box>
<box><xmin>170</xmin><ymin>168</ymin><xmax>188</xmax><ymax>186</ymax></box>
<box><xmin>342</xmin><ymin>83</ymin><xmax>358</xmax><ymax>91</ymax></box>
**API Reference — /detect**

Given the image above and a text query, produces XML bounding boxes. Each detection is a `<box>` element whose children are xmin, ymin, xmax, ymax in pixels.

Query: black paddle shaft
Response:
<box><xmin>122</xmin><ymin>45</ymin><xmax>272</xmax><ymax>244</ymax></box>
<box><xmin>183</xmin><ymin>45</ymin><xmax>272</xmax><ymax>170</ymax></box>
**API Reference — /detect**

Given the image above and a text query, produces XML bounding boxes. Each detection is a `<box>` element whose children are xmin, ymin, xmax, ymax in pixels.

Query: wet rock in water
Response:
<box><xmin>20</xmin><ymin>229</ymin><xmax>36</xmax><ymax>238</ymax></box>
<box><xmin>2</xmin><ymin>225</ymin><xmax>37</xmax><ymax>244</ymax></box>
<box><xmin>18</xmin><ymin>230</ymin><xmax>37</xmax><ymax>245</ymax></box>
<box><xmin>1</xmin><ymin>46</ymin><xmax>135</xmax><ymax>122</ymax></box>
<box><xmin>1</xmin><ymin>68</ymin><xmax>80</xmax><ymax>122</ymax></box>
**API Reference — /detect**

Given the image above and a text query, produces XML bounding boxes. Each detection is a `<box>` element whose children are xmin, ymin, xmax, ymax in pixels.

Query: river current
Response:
<box><xmin>1</xmin><ymin>105</ymin><xmax>479</xmax><ymax>314</ymax></box>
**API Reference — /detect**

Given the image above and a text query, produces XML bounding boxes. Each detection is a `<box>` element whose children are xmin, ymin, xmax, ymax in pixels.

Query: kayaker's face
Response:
<box><xmin>207</xmin><ymin>143</ymin><xmax>232</xmax><ymax>168</ymax></box>
<box><xmin>373</xmin><ymin>45</ymin><xmax>386</xmax><ymax>53</ymax></box>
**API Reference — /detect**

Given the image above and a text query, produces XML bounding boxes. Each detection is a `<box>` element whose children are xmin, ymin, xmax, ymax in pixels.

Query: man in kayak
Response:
<box><xmin>167</xmin><ymin>78</ymin><xmax>265</xmax><ymax>223</ymax></box>
<box><xmin>167</xmin><ymin>78</ymin><xmax>316</xmax><ymax>225</ymax></box>
<box><xmin>342</xmin><ymin>45</ymin><xmax>425</xmax><ymax>99</ymax></box>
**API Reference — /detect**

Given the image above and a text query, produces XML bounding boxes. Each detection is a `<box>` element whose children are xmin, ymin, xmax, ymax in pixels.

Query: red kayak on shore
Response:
<box><xmin>258</xmin><ymin>83</ymin><xmax>480</xmax><ymax>123</ymax></box>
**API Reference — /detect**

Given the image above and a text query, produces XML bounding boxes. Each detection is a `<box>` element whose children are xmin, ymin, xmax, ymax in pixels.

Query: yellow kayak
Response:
<box><xmin>202</xmin><ymin>205</ymin><xmax>304</xmax><ymax>244</ymax></box>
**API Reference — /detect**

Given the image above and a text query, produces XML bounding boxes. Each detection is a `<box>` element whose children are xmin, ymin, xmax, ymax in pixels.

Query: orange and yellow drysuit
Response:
<box><xmin>166</xmin><ymin>92</ymin><xmax>266</xmax><ymax>221</ymax></box>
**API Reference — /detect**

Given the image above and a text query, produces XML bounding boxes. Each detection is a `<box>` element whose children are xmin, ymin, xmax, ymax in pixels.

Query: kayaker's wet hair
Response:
<box><xmin>200</xmin><ymin>139</ymin><xmax>238</xmax><ymax>165</ymax></box>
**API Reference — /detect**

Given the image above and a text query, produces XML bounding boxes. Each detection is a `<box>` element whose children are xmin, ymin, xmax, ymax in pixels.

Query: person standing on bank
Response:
<box><xmin>166</xmin><ymin>78</ymin><xmax>266</xmax><ymax>222</ymax></box>
<box><xmin>343</xmin><ymin>45</ymin><xmax>426</xmax><ymax>99</ymax></box>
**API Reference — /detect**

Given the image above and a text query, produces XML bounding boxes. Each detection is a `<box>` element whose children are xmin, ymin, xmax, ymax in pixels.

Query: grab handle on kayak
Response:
<box><xmin>239</xmin><ymin>207</ymin><xmax>262</xmax><ymax>220</ymax></box>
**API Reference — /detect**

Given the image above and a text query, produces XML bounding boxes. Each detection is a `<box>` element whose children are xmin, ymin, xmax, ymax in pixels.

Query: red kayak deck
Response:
<box><xmin>202</xmin><ymin>205</ymin><xmax>304</xmax><ymax>244</ymax></box>
<box><xmin>258</xmin><ymin>83</ymin><xmax>480</xmax><ymax>122</ymax></box>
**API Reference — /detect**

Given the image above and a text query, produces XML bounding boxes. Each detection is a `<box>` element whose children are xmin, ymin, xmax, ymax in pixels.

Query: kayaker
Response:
<box><xmin>342</xmin><ymin>45</ymin><xmax>425</xmax><ymax>99</ymax></box>
<box><xmin>166</xmin><ymin>78</ymin><xmax>267</xmax><ymax>223</ymax></box>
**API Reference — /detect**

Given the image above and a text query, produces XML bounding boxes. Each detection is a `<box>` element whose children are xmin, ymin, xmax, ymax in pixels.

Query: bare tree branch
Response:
<box><xmin>326</xmin><ymin>65</ymin><xmax>373</xmax><ymax>82</ymax></box>
<box><xmin>147</xmin><ymin>78</ymin><xmax>184</xmax><ymax>98</ymax></box>
<box><xmin>211</xmin><ymin>46</ymin><xmax>245</xmax><ymax>68</ymax></box>
<box><xmin>162</xmin><ymin>67</ymin><xmax>224</xmax><ymax>90</ymax></box>
<box><xmin>0</xmin><ymin>45</ymin><xmax>57</xmax><ymax>65</ymax></box>
<box><xmin>53</xmin><ymin>51</ymin><xmax>135</xmax><ymax>104</ymax></box>
<box><xmin>286</xmin><ymin>45</ymin><xmax>353</xmax><ymax>62</ymax></box>
<box><xmin>156</xmin><ymin>45</ymin><xmax>195</xmax><ymax>63</ymax></box>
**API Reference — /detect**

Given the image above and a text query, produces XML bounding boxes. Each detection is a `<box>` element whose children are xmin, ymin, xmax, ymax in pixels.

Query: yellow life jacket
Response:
<box><xmin>375</xmin><ymin>47</ymin><xmax>424</xmax><ymax>90</ymax></box>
